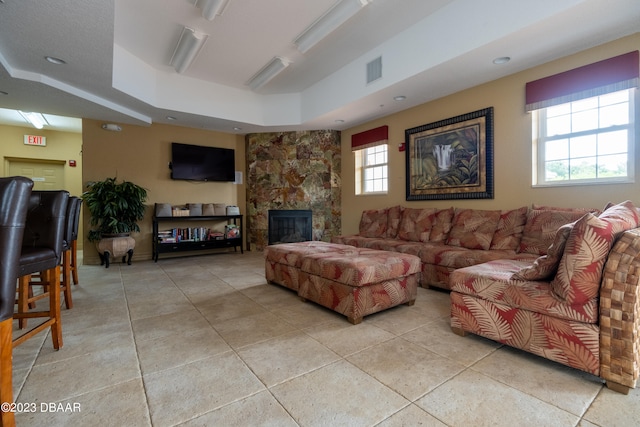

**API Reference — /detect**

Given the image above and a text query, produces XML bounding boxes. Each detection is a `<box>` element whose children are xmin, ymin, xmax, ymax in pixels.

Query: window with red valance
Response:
<box><xmin>527</xmin><ymin>51</ymin><xmax>638</xmax><ymax>186</ymax></box>
<box><xmin>352</xmin><ymin>126</ymin><xmax>389</xmax><ymax>194</ymax></box>
<box><xmin>351</xmin><ymin>125</ymin><xmax>388</xmax><ymax>150</ymax></box>
<box><xmin>525</xmin><ymin>51</ymin><xmax>638</xmax><ymax>112</ymax></box>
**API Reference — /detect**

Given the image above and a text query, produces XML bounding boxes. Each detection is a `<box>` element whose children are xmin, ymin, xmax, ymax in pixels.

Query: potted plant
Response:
<box><xmin>82</xmin><ymin>177</ymin><xmax>148</xmax><ymax>267</ymax></box>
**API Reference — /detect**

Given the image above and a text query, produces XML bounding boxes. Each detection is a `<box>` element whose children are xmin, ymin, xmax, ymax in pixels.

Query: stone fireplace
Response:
<box><xmin>245</xmin><ymin>130</ymin><xmax>342</xmax><ymax>250</ymax></box>
<box><xmin>268</xmin><ymin>210</ymin><xmax>312</xmax><ymax>245</ymax></box>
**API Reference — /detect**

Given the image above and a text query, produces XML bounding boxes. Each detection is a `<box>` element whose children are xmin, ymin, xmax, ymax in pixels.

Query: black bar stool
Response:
<box><xmin>0</xmin><ymin>176</ymin><xmax>33</xmax><ymax>427</ymax></box>
<box><xmin>60</xmin><ymin>196</ymin><xmax>81</xmax><ymax>308</ymax></box>
<box><xmin>14</xmin><ymin>190</ymin><xmax>69</xmax><ymax>350</ymax></box>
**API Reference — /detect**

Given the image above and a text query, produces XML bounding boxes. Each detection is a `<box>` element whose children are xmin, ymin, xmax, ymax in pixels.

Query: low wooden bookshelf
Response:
<box><xmin>152</xmin><ymin>213</ymin><xmax>243</xmax><ymax>261</ymax></box>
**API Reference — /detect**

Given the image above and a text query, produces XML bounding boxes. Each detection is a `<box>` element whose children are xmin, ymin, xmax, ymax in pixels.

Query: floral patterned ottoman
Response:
<box><xmin>264</xmin><ymin>241</ymin><xmax>360</xmax><ymax>291</ymax></box>
<box><xmin>265</xmin><ymin>242</ymin><xmax>421</xmax><ymax>324</ymax></box>
<box><xmin>297</xmin><ymin>247</ymin><xmax>420</xmax><ymax>324</ymax></box>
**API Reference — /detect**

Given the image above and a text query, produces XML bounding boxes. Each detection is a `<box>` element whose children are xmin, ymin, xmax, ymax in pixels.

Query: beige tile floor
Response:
<box><xmin>10</xmin><ymin>250</ymin><xmax>640</xmax><ymax>426</ymax></box>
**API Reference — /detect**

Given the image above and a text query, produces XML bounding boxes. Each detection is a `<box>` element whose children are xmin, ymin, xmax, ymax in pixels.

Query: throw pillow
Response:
<box><xmin>518</xmin><ymin>209</ymin><xmax>586</xmax><ymax>255</ymax></box>
<box><xmin>428</xmin><ymin>207</ymin><xmax>455</xmax><ymax>242</ymax></box>
<box><xmin>551</xmin><ymin>201</ymin><xmax>640</xmax><ymax>303</ymax></box>
<box><xmin>490</xmin><ymin>206</ymin><xmax>528</xmax><ymax>250</ymax></box>
<box><xmin>551</xmin><ymin>213</ymin><xmax>615</xmax><ymax>304</ymax></box>
<box><xmin>358</xmin><ymin>208</ymin><xmax>388</xmax><ymax>238</ymax></box>
<box><xmin>598</xmin><ymin>200</ymin><xmax>640</xmax><ymax>233</ymax></box>
<box><xmin>446</xmin><ymin>208</ymin><xmax>501</xmax><ymax>250</ymax></box>
<box><xmin>398</xmin><ymin>207</ymin><xmax>436</xmax><ymax>242</ymax></box>
<box><xmin>512</xmin><ymin>223</ymin><xmax>572</xmax><ymax>281</ymax></box>
<box><xmin>386</xmin><ymin>205</ymin><xmax>404</xmax><ymax>238</ymax></box>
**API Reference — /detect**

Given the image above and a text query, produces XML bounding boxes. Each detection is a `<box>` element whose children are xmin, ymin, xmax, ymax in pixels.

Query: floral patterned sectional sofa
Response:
<box><xmin>331</xmin><ymin>201</ymin><xmax>640</xmax><ymax>393</ymax></box>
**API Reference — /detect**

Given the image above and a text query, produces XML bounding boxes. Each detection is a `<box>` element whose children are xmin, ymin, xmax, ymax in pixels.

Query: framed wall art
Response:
<box><xmin>405</xmin><ymin>107</ymin><xmax>494</xmax><ymax>200</ymax></box>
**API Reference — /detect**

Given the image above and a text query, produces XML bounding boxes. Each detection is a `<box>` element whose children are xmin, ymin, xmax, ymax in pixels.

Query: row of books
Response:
<box><xmin>157</xmin><ymin>226</ymin><xmax>239</xmax><ymax>243</ymax></box>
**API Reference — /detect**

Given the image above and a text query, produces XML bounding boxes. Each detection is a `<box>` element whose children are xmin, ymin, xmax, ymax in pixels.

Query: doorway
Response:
<box><xmin>7</xmin><ymin>158</ymin><xmax>66</xmax><ymax>190</ymax></box>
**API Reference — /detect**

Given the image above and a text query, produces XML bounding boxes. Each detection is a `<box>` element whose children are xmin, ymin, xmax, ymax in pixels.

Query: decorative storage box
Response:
<box><xmin>155</xmin><ymin>203</ymin><xmax>172</xmax><ymax>217</ymax></box>
<box><xmin>172</xmin><ymin>208</ymin><xmax>190</xmax><ymax>217</ymax></box>
<box><xmin>188</xmin><ymin>203</ymin><xmax>202</xmax><ymax>216</ymax></box>
<box><xmin>214</xmin><ymin>203</ymin><xmax>227</xmax><ymax>215</ymax></box>
<box><xmin>226</xmin><ymin>205</ymin><xmax>240</xmax><ymax>215</ymax></box>
<box><xmin>202</xmin><ymin>203</ymin><xmax>215</xmax><ymax>216</ymax></box>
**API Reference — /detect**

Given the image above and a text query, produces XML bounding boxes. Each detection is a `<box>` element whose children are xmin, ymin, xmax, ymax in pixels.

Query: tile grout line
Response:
<box><xmin>121</xmin><ymin>264</ymin><xmax>155</xmax><ymax>427</ymax></box>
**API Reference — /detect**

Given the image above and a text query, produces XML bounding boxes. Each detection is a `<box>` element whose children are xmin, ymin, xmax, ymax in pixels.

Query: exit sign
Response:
<box><xmin>24</xmin><ymin>135</ymin><xmax>46</xmax><ymax>146</ymax></box>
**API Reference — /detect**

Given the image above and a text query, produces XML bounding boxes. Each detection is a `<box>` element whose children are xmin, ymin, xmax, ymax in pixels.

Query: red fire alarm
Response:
<box><xmin>69</xmin><ymin>160</ymin><xmax>77</xmax><ymax>167</ymax></box>
<box><xmin>398</xmin><ymin>143</ymin><xmax>406</xmax><ymax>152</ymax></box>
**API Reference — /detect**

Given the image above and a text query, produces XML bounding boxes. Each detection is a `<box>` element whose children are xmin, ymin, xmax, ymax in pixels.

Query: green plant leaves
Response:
<box><xmin>82</xmin><ymin>177</ymin><xmax>148</xmax><ymax>241</ymax></box>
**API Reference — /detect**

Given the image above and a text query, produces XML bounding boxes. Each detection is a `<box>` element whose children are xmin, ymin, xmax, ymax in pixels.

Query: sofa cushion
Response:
<box><xmin>490</xmin><ymin>206</ymin><xmax>528</xmax><ymax>250</ymax></box>
<box><xmin>518</xmin><ymin>209</ymin><xmax>586</xmax><ymax>255</ymax></box>
<box><xmin>398</xmin><ymin>207</ymin><xmax>437</xmax><ymax>242</ymax></box>
<box><xmin>429</xmin><ymin>207</ymin><xmax>455</xmax><ymax>242</ymax></box>
<box><xmin>386</xmin><ymin>205</ymin><xmax>404</xmax><ymax>238</ymax></box>
<box><xmin>551</xmin><ymin>202</ymin><xmax>639</xmax><ymax>304</ymax></box>
<box><xmin>359</xmin><ymin>208</ymin><xmax>388</xmax><ymax>238</ymax></box>
<box><xmin>419</xmin><ymin>244</ymin><xmax>517</xmax><ymax>269</ymax></box>
<box><xmin>598</xmin><ymin>200</ymin><xmax>640</xmax><ymax>232</ymax></box>
<box><xmin>512</xmin><ymin>223</ymin><xmax>572</xmax><ymax>281</ymax></box>
<box><xmin>447</xmin><ymin>208</ymin><xmax>501</xmax><ymax>250</ymax></box>
<box><xmin>451</xmin><ymin>259</ymin><xmax>598</xmax><ymax>323</ymax></box>
<box><xmin>356</xmin><ymin>238</ymin><xmax>424</xmax><ymax>255</ymax></box>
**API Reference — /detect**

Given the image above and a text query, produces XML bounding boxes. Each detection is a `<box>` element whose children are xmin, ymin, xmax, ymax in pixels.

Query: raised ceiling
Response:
<box><xmin>0</xmin><ymin>0</ymin><xmax>638</xmax><ymax>134</ymax></box>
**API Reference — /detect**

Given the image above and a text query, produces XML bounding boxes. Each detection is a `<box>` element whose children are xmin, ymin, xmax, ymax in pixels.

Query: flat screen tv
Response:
<box><xmin>170</xmin><ymin>142</ymin><xmax>235</xmax><ymax>182</ymax></box>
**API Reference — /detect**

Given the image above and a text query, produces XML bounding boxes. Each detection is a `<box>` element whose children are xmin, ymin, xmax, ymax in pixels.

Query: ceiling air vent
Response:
<box><xmin>366</xmin><ymin>56</ymin><xmax>382</xmax><ymax>84</ymax></box>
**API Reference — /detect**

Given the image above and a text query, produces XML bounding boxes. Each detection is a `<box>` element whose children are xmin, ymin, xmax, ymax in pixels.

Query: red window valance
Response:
<box><xmin>351</xmin><ymin>125</ymin><xmax>388</xmax><ymax>151</ymax></box>
<box><xmin>525</xmin><ymin>50</ymin><xmax>639</xmax><ymax>112</ymax></box>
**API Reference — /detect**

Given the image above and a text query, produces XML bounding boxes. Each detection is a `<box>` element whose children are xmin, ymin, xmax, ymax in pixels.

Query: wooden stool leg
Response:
<box><xmin>71</xmin><ymin>240</ymin><xmax>79</xmax><ymax>285</ymax></box>
<box><xmin>61</xmin><ymin>249</ymin><xmax>73</xmax><ymax>309</ymax></box>
<box><xmin>17</xmin><ymin>275</ymin><xmax>30</xmax><ymax>330</ymax></box>
<box><xmin>49</xmin><ymin>266</ymin><xmax>63</xmax><ymax>350</ymax></box>
<box><xmin>0</xmin><ymin>318</ymin><xmax>15</xmax><ymax>427</ymax></box>
<box><xmin>27</xmin><ymin>285</ymin><xmax>35</xmax><ymax>309</ymax></box>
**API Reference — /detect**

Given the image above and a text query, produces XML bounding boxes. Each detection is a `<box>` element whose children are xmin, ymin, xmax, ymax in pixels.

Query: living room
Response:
<box><xmin>2</xmin><ymin>34</ymin><xmax>639</xmax><ymax>262</ymax></box>
<box><xmin>1</xmin><ymin>1</ymin><xmax>640</xmax><ymax>425</ymax></box>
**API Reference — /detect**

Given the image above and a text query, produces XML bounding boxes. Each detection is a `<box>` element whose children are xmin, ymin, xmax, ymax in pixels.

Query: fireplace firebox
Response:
<box><xmin>268</xmin><ymin>210</ymin><xmax>312</xmax><ymax>245</ymax></box>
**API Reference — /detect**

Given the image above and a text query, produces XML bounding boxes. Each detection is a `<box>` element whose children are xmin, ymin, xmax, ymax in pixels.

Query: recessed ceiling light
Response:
<box><xmin>394</xmin><ymin>95</ymin><xmax>406</xmax><ymax>101</ymax></box>
<box><xmin>335</xmin><ymin>119</ymin><xmax>345</xmax><ymax>124</ymax></box>
<box><xmin>45</xmin><ymin>56</ymin><xmax>66</xmax><ymax>65</ymax></box>
<box><xmin>233</xmin><ymin>127</ymin><xmax>242</xmax><ymax>131</ymax></box>
<box><xmin>493</xmin><ymin>56</ymin><xmax>510</xmax><ymax>65</ymax></box>
<box><xmin>166</xmin><ymin>116</ymin><xmax>177</xmax><ymax>121</ymax></box>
